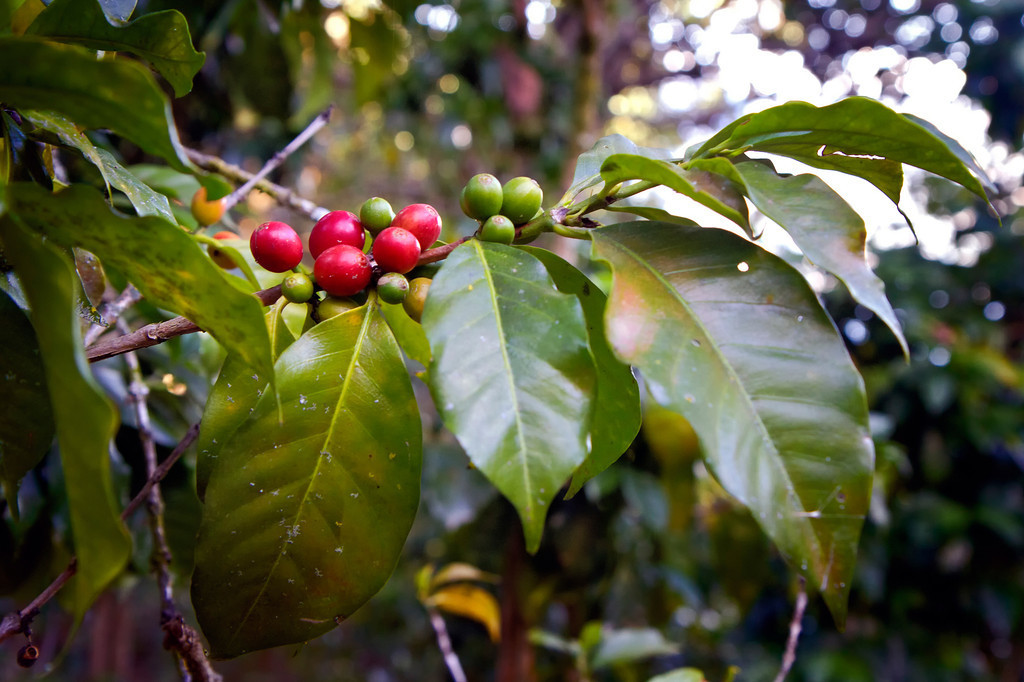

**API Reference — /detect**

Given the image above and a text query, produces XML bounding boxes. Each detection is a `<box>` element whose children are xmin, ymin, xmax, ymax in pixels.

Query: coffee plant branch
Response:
<box><xmin>0</xmin><ymin>423</ymin><xmax>202</xmax><ymax>646</ymax></box>
<box><xmin>219</xmin><ymin>106</ymin><xmax>334</xmax><ymax>214</ymax></box>
<box><xmin>185</xmin><ymin>148</ymin><xmax>329</xmax><ymax>221</ymax></box>
<box><xmin>773</xmin><ymin>578</ymin><xmax>809</xmax><ymax>682</ymax></box>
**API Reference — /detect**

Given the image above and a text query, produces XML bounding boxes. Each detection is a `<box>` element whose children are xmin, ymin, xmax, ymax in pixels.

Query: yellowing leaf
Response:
<box><xmin>427</xmin><ymin>584</ymin><xmax>501</xmax><ymax>642</ymax></box>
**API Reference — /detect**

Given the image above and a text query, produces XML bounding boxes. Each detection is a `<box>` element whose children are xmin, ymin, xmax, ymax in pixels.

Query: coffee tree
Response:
<box><xmin>0</xmin><ymin>1</ymin><xmax>994</xmax><ymax>679</ymax></box>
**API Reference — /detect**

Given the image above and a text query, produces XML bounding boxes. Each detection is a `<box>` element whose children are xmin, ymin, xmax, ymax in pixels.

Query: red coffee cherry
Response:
<box><xmin>250</xmin><ymin>221</ymin><xmax>303</xmax><ymax>273</ymax></box>
<box><xmin>391</xmin><ymin>203</ymin><xmax>442</xmax><ymax>250</ymax></box>
<box><xmin>314</xmin><ymin>244</ymin><xmax>372</xmax><ymax>297</ymax></box>
<box><xmin>372</xmin><ymin>227</ymin><xmax>421</xmax><ymax>274</ymax></box>
<box><xmin>309</xmin><ymin>210</ymin><xmax>366</xmax><ymax>259</ymax></box>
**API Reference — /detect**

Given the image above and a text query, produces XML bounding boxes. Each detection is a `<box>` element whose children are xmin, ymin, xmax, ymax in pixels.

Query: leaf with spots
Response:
<box><xmin>191</xmin><ymin>302</ymin><xmax>422</xmax><ymax>658</ymax></box>
<box><xmin>591</xmin><ymin>221</ymin><xmax>874</xmax><ymax>627</ymax></box>
<box><xmin>422</xmin><ymin>241</ymin><xmax>597</xmax><ymax>552</ymax></box>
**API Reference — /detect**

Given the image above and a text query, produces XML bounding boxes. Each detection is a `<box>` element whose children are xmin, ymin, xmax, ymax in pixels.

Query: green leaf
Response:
<box><xmin>23</xmin><ymin>110</ymin><xmax>175</xmax><ymax>222</ymax></box>
<box><xmin>422</xmin><ymin>241</ymin><xmax>596</xmax><ymax>552</ymax></box>
<box><xmin>731</xmin><ymin>160</ymin><xmax>908</xmax><ymax>355</ymax></box>
<box><xmin>647</xmin><ymin>669</ymin><xmax>706</xmax><ymax>682</ymax></box>
<box><xmin>380</xmin><ymin>300</ymin><xmax>432</xmax><ymax>367</ymax></box>
<box><xmin>564</xmin><ymin>134</ymin><xmax>672</xmax><ymax>203</ymax></box>
<box><xmin>521</xmin><ymin>247</ymin><xmax>641</xmax><ymax>498</ymax></box>
<box><xmin>590</xmin><ymin>627</ymin><xmax>680</xmax><ymax>670</ymax></box>
<box><xmin>28</xmin><ymin>0</ymin><xmax>204</xmax><ymax>97</ymax></box>
<box><xmin>0</xmin><ymin>36</ymin><xmax>191</xmax><ymax>170</ymax></box>
<box><xmin>0</xmin><ymin>287</ymin><xmax>54</xmax><ymax>518</ymax></box>
<box><xmin>6</xmin><ymin>183</ymin><xmax>275</xmax><ymax>386</ymax></box>
<box><xmin>191</xmin><ymin>304</ymin><xmax>421</xmax><ymax>658</ymax></box>
<box><xmin>1</xmin><ymin>0</ymin><xmax>29</xmax><ymax>33</ymax></box>
<box><xmin>0</xmin><ymin>217</ymin><xmax>129</xmax><ymax>620</ymax></box>
<box><xmin>691</xmin><ymin>97</ymin><xmax>991</xmax><ymax>207</ymax></box>
<box><xmin>195</xmin><ymin>303</ymin><xmax>296</xmax><ymax>501</ymax></box>
<box><xmin>591</xmin><ymin>222</ymin><xmax>874</xmax><ymax>627</ymax></box>
<box><xmin>601</xmin><ymin>154</ymin><xmax>750</xmax><ymax>233</ymax></box>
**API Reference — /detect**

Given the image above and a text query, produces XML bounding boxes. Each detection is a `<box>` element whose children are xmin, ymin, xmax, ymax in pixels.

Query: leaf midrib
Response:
<box><xmin>227</xmin><ymin>305</ymin><xmax>374</xmax><ymax>649</ymax></box>
<box><xmin>599</xmin><ymin>233</ymin><xmax>815</xmax><ymax>540</ymax></box>
<box><xmin>473</xmin><ymin>241</ymin><xmax>533</xmax><ymax>518</ymax></box>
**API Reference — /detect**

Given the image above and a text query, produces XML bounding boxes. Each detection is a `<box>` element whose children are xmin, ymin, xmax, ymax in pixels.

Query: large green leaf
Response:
<box><xmin>422</xmin><ymin>241</ymin><xmax>597</xmax><ymax>552</ymax></box>
<box><xmin>732</xmin><ymin>160</ymin><xmax>908</xmax><ymax>355</ymax></box>
<box><xmin>5</xmin><ymin>183</ymin><xmax>275</xmax><ymax>385</ymax></box>
<box><xmin>0</xmin><ymin>287</ymin><xmax>54</xmax><ymax>518</ymax></box>
<box><xmin>0</xmin><ymin>36</ymin><xmax>190</xmax><ymax>169</ymax></box>
<box><xmin>0</xmin><ymin>217</ymin><xmax>129</xmax><ymax>619</ymax></box>
<box><xmin>691</xmin><ymin>97</ymin><xmax>991</xmax><ymax>206</ymax></box>
<box><xmin>600</xmin><ymin>154</ymin><xmax>750</xmax><ymax>233</ymax></box>
<box><xmin>521</xmin><ymin>247</ymin><xmax>641</xmax><ymax>497</ymax></box>
<box><xmin>591</xmin><ymin>221</ymin><xmax>873</xmax><ymax>626</ymax></box>
<box><xmin>196</xmin><ymin>303</ymin><xmax>297</xmax><ymax>501</ymax></box>
<box><xmin>28</xmin><ymin>0</ymin><xmax>204</xmax><ymax>97</ymax></box>
<box><xmin>191</xmin><ymin>303</ymin><xmax>421</xmax><ymax>658</ymax></box>
<box><xmin>23</xmin><ymin>110</ymin><xmax>175</xmax><ymax>222</ymax></box>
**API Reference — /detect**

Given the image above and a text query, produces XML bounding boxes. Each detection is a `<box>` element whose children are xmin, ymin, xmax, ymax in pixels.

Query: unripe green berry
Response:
<box><xmin>316</xmin><ymin>295</ymin><xmax>360</xmax><ymax>322</ymax></box>
<box><xmin>359</xmin><ymin>197</ymin><xmax>395</xmax><ymax>235</ymax></box>
<box><xmin>281</xmin><ymin>272</ymin><xmax>314</xmax><ymax>303</ymax></box>
<box><xmin>479</xmin><ymin>215</ymin><xmax>516</xmax><ymax>244</ymax></box>
<box><xmin>460</xmin><ymin>173</ymin><xmax>503</xmax><ymax>220</ymax></box>
<box><xmin>403</xmin><ymin>277</ymin><xmax>431</xmax><ymax>323</ymax></box>
<box><xmin>377</xmin><ymin>272</ymin><xmax>410</xmax><ymax>304</ymax></box>
<box><xmin>500</xmin><ymin>176</ymin><xmax>543</xmax><ymax>226</ymax></box>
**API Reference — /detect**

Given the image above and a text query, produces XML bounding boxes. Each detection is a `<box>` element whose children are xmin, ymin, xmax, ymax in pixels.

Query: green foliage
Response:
<box><xmin>0</xmin><ymin>4</ymin><xmax>1006</xmax><ymax>678</ymax></box>
<box><xmin>423</xmin><ymin>241</ymin><xmax>597</xmax><ymax>552</ymax></box>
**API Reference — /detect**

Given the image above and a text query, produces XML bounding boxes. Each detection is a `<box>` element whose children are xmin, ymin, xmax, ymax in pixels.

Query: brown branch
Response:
<box><xmin>0</xmin><ymin>423</ymin><xmax>201</xmax><ymax>647</ymax></box>
<box><xmin>773</xmin><ymin>577</ymin><xmax>808</xmax><ymax>682</ymax></box>
<box><xmin>418</xmin><ymin>237</ymin><xmax>472</xmax><ymax>266</ymax></box>
<box><xmin>86</xmin><ymin>285</ymin><xmax>282</xmax><ymax>363</ymax></box>
<box><xmin>219</xmin><ymin>107</ymin><xmax>333</xmax><ymax>213</ymax></box>
<box><xmin>185</xmin><ymin>149</ymin><xmax>329</xmax><ymax>221</ymax></box>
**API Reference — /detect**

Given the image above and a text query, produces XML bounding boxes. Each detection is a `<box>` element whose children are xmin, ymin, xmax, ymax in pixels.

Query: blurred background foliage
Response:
<box><xmin>2</xmin><ymin>0</ymin><xmax>1023</xmax><ymax>680</ymax></box>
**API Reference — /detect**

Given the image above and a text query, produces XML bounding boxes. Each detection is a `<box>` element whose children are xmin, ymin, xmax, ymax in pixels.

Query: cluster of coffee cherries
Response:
<box><xmin>459</xmin><ymin>173</ymin><xmax>543</xmax><ymax>243</ymax></box>
<box><xmin>240</xmin><ymin>199</ymin><xmax>441</xmax><ymax>317</ymax></box>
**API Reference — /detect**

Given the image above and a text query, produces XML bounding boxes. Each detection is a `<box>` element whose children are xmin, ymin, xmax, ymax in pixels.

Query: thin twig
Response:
<box><xmin>773</xmin><ymin>577</ymin><xmax>808</xmax><ymax>682</ymax></box>
<box><xmin>185</xmin><ymin>149</ymin><xmax>329</xmax><ymax>221</ymax></box>
<box><xmin>427</xmin><ymin>608</ymin><xmax>468</xmax><ymax>682</ymax></box>
<box><xmin>84</xmin><ymin>284</ymin><xmax>143</xmax><ymax>347</ymax></box>
<box><xmin>418</xmin><ymin>237</ymin><xmax>472</xmax><ymax>265</ymax></box>
<box><xmin>0</xmin><ymin>423</ymin><xmax>200</xmax><ymax>646</ymax></box>
<box><xmin>219</xmin><ymin>107</ymin><xmax>334</xmax><ymax>213</ymax></box>
<box><xmin>86</xmin><ymin>285</ymin><xmax>283</xmax><ymax>363</ymax></box>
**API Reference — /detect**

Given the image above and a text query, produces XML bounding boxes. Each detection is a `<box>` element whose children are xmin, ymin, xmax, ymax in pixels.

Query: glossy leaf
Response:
<box><xmin>564</xmin><ymin>134</ymin><xmax>672</xmax><ymax>203</ymax></box>
<box><xmin>601</xmin><ymin>154</ymin><xmax>750</xmax><ymax>232</ymax></box>
<box><xmin>0</xmin><ymin>217</ymin><xmax>129</xmax><ymax>620</ymax></box>
<box><xmin>23</xmin><ymin>110</ymin><xmax>175</xmax><ymax>222</ymax></box>
<box><xmin>422</xmin><ymin>241</ymin><xmax>596</xmax><ymax>552</ymax></box>
<box><xmin>0</xmin><ymin>36</ymin><xmax>190</xmax><ymax>169</ymax></box>
<box><xmin>0</xmin><ymin>287</ymin><xmax>54</xmax><ymax>518</ymax></box>
<box><xmin>28</xmin><ymin>0</ymin><xmax>204</xmax><ymax>97</ymax></box>
<box><xmin>426</xmin><ymin>584</ymin><xmax>501</xmax><ymax>642</ymax></box>
<box><xmin>732</xmin><ymin>160</ymin><xmax>908</xmax><ymax>354</ymax></box>
<box><xmin>521</xmin><ymin>247</ymin><xmax>641</xmax><ymax>498</ymax></box>
<box><xmin>191</xmin><ymin>304</ymin><xmax>422</xmax><ymax>658</ymax></box>
<box><xmin>6</xmin><ymin>183</ymin><xmax>275</xmax><ymax>388</ymax></box>
<box><xmin>380</xmin><ymin>300</ymin><xmax>432</xmax><ymax>367</ymax></box>
<box><xmin>690</xmin><ymin>97</ymin><xmax>990</xmax><ymax>207</ymax></box>
<box><xmin>196</xmin><ymin>303</ymin><xmax>296</xmax><ymax>500</ymax></box>
<box><xmin>591</xmin><ymin>221</ymin><xmax>874</xmax><ymax>626</ymax></box>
